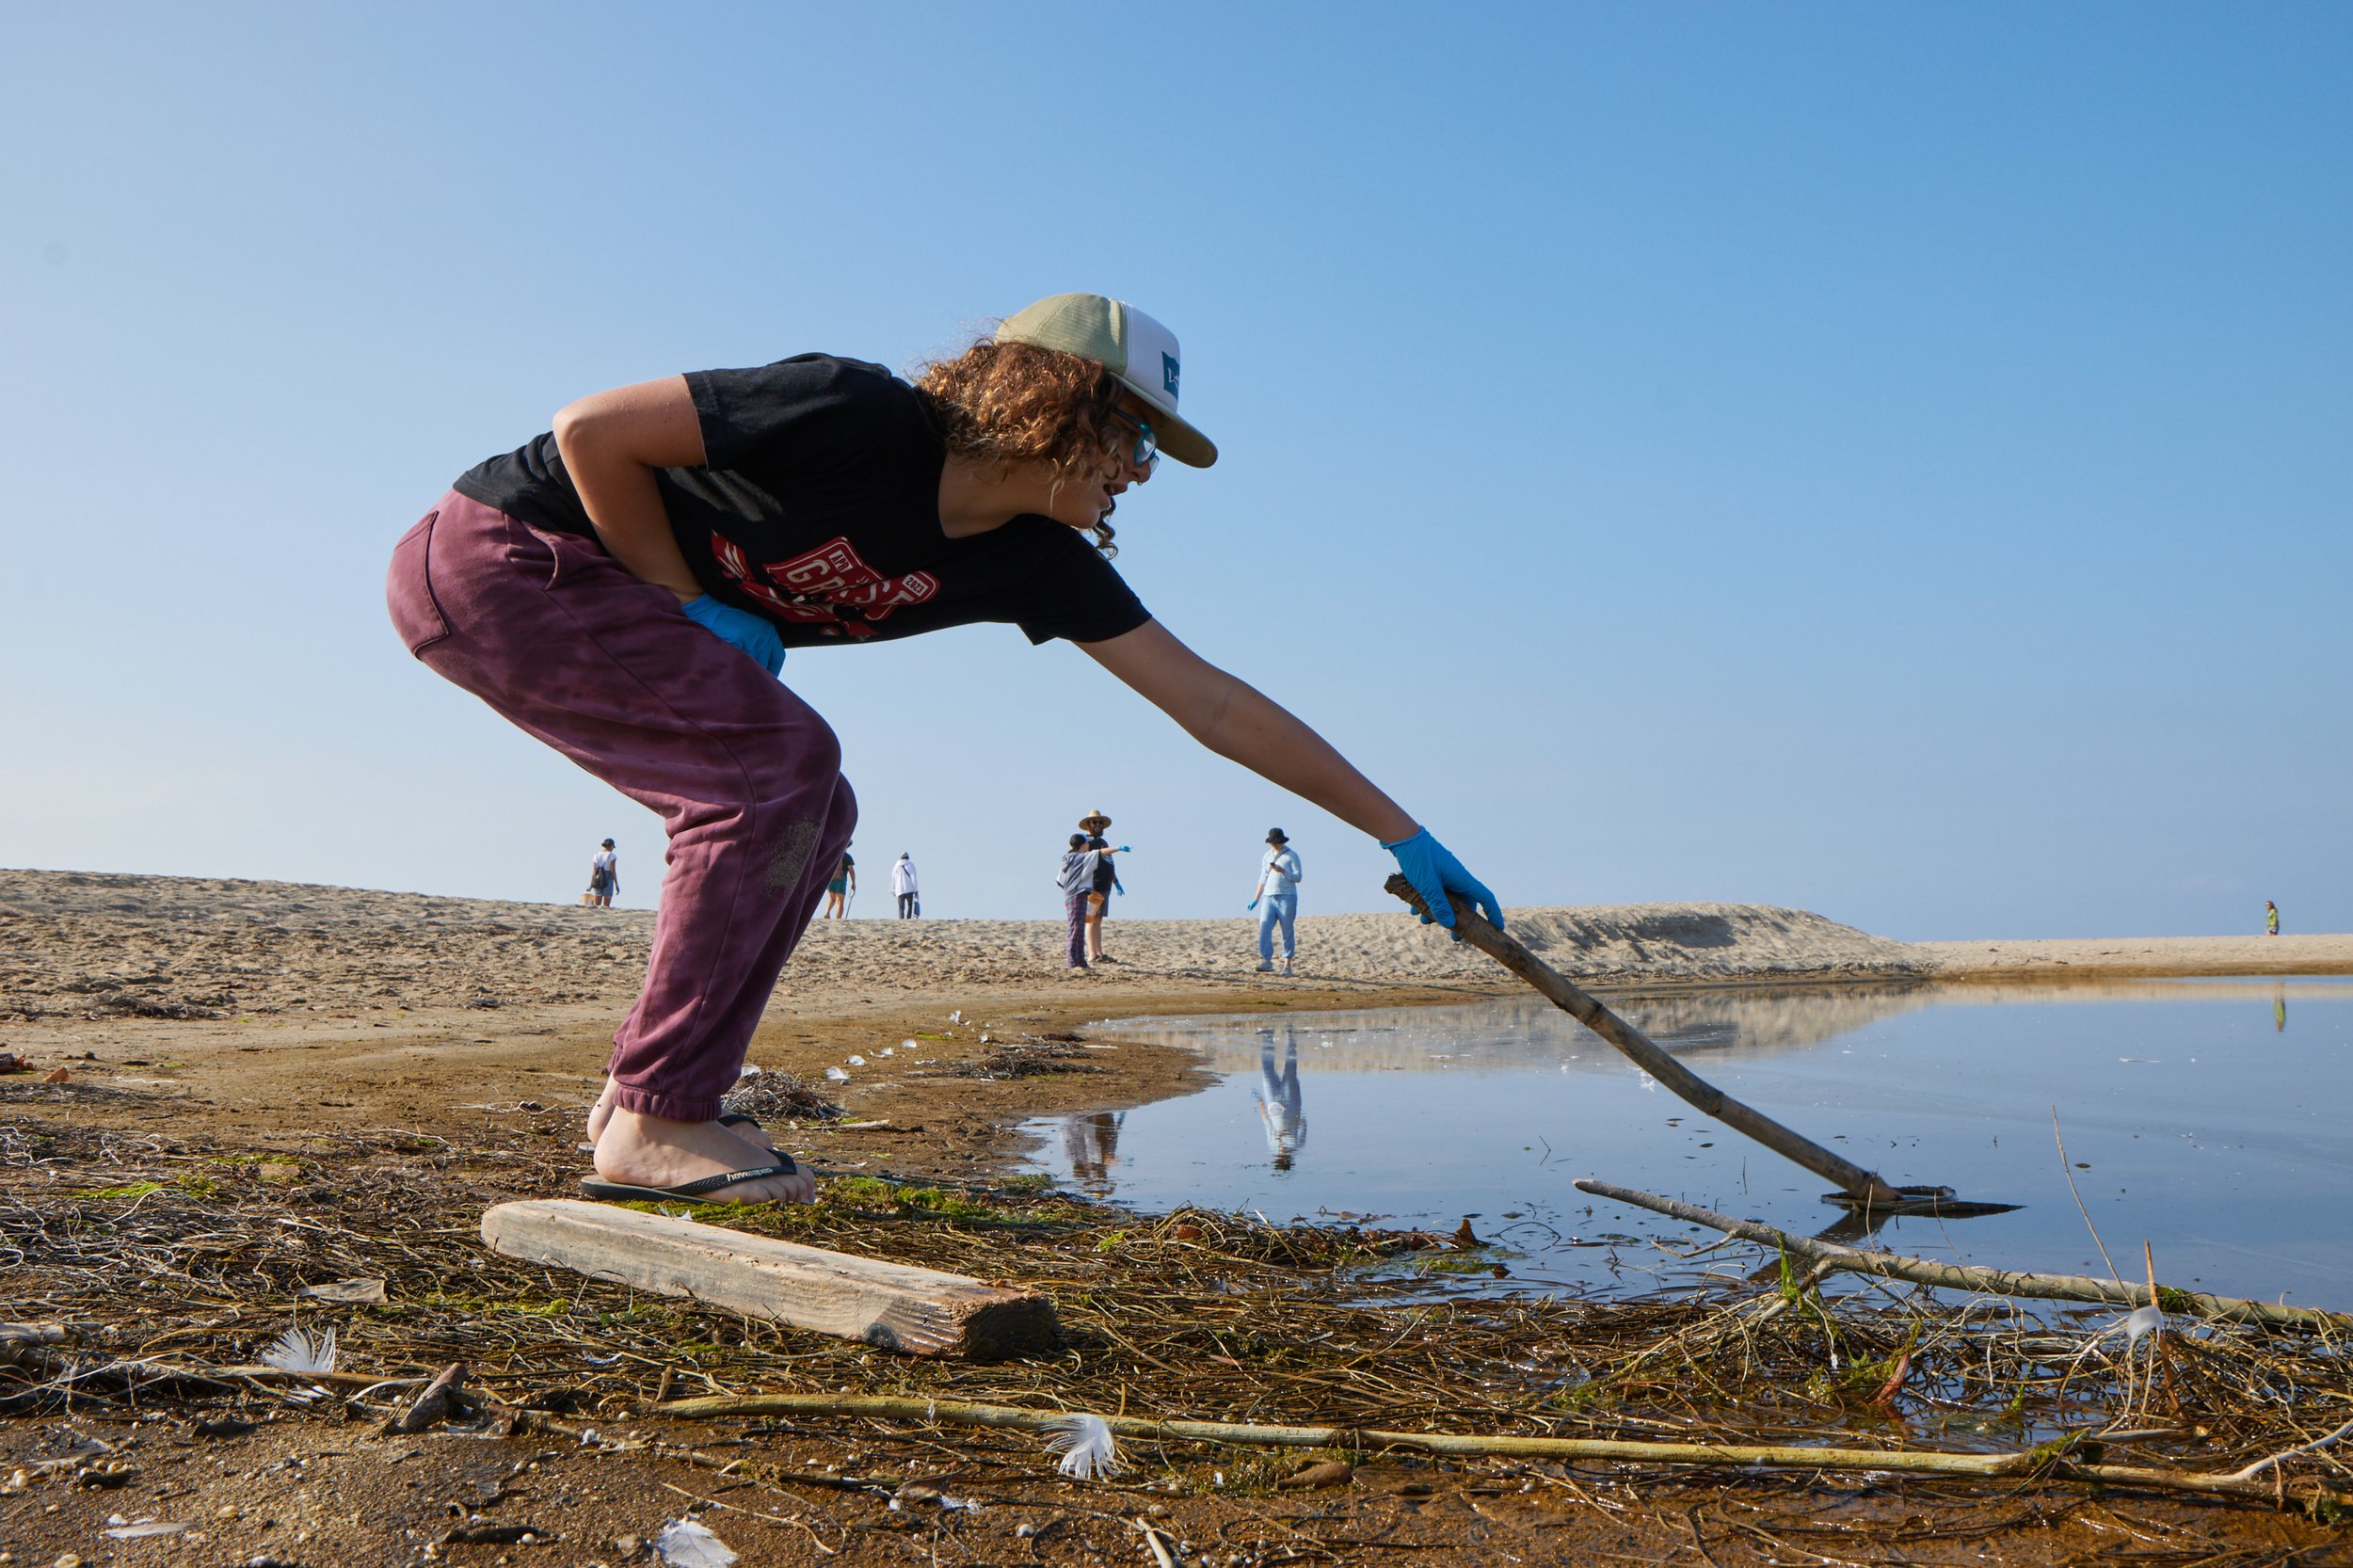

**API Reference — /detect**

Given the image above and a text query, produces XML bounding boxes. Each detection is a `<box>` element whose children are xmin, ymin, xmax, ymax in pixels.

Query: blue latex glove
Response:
<box><xmin>1246</xmin><ymin>898</ymin><xmax>1259</xmax><ymax>912</ymax></box>
<box><xmin>680</xmin><ymin>595</ymin><xmax>785</xmax><ymax>677</ymax></box>
<box><xmin>1384</xmin><ymin>827</ymin><xmax>1504</xmax><ymax>933</ymax></box>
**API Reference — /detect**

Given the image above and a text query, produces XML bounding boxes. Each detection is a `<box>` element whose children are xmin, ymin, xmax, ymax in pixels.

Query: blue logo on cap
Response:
<box><xmin>1161</xmin><ymin>352</ymin><xmax>1179</xmax><ymax>398</ymax></box>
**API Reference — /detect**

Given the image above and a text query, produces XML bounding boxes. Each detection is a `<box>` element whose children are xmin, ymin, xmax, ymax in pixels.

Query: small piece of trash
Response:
<box><xmin>104</xmin><ymin>1520</ymin><xmax>187</xmax><ymax>1539</ymax></box>
<box><xmin>42</xmin><ymin>1066</ymin><xmax>72</xmax><ymax>1083</ymax></box>
<box><xmin>737</xmin><ymin>1063</ymin><xmax>762</xmax><ymax>1079</ymax></box>
<box><xmin>1277</xmin><ymin>1460</ymin><xmax>1354</xmax><ymax>1490</ymax></box>
<box><xmin>298</xmin><ymin>1278</ymin><xmax>387</xmax><ymax>1304</ymax></box>
<box><xmin>846</xmin><ymin>1055</ymin><xmax>866</xmax><ymax>1066</ymax></box>
<box><xmin>891</xmin><ymin>1480</ymin><xmax>980</xmax><ymax>1512</ymax></box>
<box><xmin>653</xmin><ymin>1516</ymin><xmax>738</xmax><ymax>1567</ymax></box>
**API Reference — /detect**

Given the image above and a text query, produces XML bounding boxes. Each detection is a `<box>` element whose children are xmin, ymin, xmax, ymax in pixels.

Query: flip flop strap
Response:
<box><xmin>665</xmin><ymin>1157</ymin><xmax>798</xmax><ymax>1195</ymax></box>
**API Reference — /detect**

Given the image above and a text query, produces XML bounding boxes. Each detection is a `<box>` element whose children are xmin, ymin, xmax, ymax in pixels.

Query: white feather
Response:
<box><xmin>2121</xmin><ymin>1304</ymin><xmax>2163</xmax><ymax>1346</ymax></box>
<box><xmin>653</xmin><ymin>1517</ymin><xmax>738</xmax><ymax>1568</ymax></box>
<box><xmin>824</xmin><ymin>1066</ymin><xmax>850</xmax><ymax>1082</ymax></box>
<box><xmin>260</xmin><ymin>1326</ymin><xmax>337</xmax><ymax>1375</ymax></box>
<box><xmin>1045</xmin><ymin>1412</ymin><xmax>1122</xmax><ymax>1480</ymax></box>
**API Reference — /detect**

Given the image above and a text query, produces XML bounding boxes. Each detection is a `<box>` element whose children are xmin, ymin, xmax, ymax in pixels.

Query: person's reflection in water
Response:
<box><xmin>1063</xmin><ymin>1112</ymin><xmax>1125</xmax><ymax>1197</ymax></box>
<box><xmin>2275</xmin><ymin>985</ymin><xmax>2287</xmax><ymax>1033</ymax></box>
<box><xmin>1257</xmin><ymin>1026</ymin><xmax>1308</xmax><ymax>1172</ymax></box>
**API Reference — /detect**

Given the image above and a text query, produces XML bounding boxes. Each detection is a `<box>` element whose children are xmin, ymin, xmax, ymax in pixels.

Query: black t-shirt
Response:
<box><xmin>451</xmin><ymin>356</ymin><xmax>1151</xmax><ymax>648</ymax></box>
<box><xmin>1091</xmin><ymin>854</ymin><xmax>1117</xmax><ymax>896</ymax></box>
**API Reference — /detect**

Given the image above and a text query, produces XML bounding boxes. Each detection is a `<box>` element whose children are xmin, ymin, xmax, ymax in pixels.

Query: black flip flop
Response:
<box><xmin>579</xmin><ymin>1154</ymin><xmax>800</xmax><ymax>1205</ymax></box>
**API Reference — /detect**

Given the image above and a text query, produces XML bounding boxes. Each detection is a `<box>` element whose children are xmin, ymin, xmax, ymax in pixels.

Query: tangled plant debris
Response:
<box><xmin>5</xmin><ymin>1100</ymin><xmax>2353</xmax><ymax>1563</ymax></box>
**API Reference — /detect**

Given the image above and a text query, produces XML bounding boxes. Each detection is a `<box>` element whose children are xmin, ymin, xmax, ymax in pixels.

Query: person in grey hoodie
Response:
<box><xmin>1057</xmin><ymin>834</ymin><xmax>1116</xmax><ymax>968</ymax></box>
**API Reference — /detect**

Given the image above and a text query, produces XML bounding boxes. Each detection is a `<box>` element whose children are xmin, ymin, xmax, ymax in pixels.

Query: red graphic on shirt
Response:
<box><xmin>710</xmin><ymin>536</ymin><xmax>939</xmax><ymax>639</ymax></box>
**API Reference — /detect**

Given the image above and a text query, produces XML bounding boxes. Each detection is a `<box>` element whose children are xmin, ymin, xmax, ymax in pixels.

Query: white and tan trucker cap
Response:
<box><xmin>996</xmin><ymin>293</ymin><xmax>1217</xmax><ymax>468</ymax></box>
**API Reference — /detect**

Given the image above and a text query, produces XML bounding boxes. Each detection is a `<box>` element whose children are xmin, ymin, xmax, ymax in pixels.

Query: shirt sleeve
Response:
<box><xmin>1005</xmin><ymin>523</ymin><xmax>1152</xmax><ymax>646</ymax></box>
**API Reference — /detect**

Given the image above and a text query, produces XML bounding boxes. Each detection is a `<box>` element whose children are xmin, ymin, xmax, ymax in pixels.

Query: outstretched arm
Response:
<box><xmin>1080</xmin><ymin>620</ymin><xmax>1416</xmax><ymax>840</ymax></box>
<box><xmin>1082</xmin><ymin>620</ymin><xmax>1502</xmax><ymax>930</ymax></box>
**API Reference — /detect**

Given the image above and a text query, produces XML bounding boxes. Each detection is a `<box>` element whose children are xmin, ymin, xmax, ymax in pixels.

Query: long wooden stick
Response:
<box><xmin>650</xmin><ymin>1390</ymin><xmax>2347</xmax><ymax>1504</ymax></box>
<box><xmin>1577</xmin><ymin>1179</ymin><xmax>2353</xmax><ymax>1333</ymax></box>
<box><xmin>1385</xmin><ymin>876</ymin><xmax>1904</xmax><ymax>1204</ymax></box>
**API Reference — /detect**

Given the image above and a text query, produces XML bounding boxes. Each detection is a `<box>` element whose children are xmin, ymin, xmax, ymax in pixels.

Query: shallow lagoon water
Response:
<box><xmin>1024</xmin><ymin>978</ymin><xmax>2353</xmax><ymax>1307</ymax></box>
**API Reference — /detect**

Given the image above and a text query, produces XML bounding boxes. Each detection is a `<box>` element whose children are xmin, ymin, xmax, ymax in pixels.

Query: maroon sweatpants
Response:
<box><xmin>385</xmin><ymin>491</ymin><xmax>855</xmax><ymax>1122</ymax></box>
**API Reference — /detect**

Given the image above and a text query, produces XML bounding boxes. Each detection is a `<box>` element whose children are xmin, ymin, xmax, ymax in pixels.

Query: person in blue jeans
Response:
<box><xmin>1251</xmin><ymin>827</ymin><xmax>1304</xmax><ymax>974</ymax></box>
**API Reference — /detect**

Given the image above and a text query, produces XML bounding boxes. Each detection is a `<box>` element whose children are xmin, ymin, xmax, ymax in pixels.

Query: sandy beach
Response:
<box><xmin>8</xmin><ymin>868</ymin><xmax>2352</xmax><ymax>1565</ymax></box>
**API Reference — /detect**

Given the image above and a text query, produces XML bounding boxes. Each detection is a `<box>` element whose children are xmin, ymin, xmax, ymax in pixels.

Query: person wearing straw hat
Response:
<box><xmin>1077</xmin><ymin>810</ymin><xmax>1121</xmax><ymax>963</ymax></box>
<box><xmin>387</xmin><ymin>291</ymin><xmax>1501</xmax><ymax>1206</ymax></box>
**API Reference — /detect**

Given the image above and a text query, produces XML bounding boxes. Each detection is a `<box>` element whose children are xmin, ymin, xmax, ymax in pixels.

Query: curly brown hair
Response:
<box><xmin>912</xmin><ymin>340</ymin><xmax>1131</xmax><ymax>554</ymax></box>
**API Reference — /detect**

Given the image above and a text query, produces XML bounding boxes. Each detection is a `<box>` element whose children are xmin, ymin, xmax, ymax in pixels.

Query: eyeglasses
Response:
<box><xmin>1108</xmin><ymin>408</ymin><xmax>1160</xmax><ymax>471</ymax></box>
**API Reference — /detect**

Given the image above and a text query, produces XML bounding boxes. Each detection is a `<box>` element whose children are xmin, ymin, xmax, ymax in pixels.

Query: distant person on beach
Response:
<box><xmin>388</xmin><ymin>290</ymin><xmax>1501</xmax><ymax>1206</ymax></box>
<box><xmin>2266</xmin><ymin>900</ymin><xmax>2280</xmax><ymax>936</ymax></box>
<box><xmin>1078</xmin><ymin>810</ymin><xmax>1117</xmax><ymax>961</ymax></box>
<box><xmin>1057</xmin><ymin>834</ymin><xmax>1118</xmax><ymax>969</ymax></box>
<box><xmin>586</xmin><ymin>839</ymin><xmax>619</xmax><ymax>907</ymax></box>
<box><xmin>1250</xmin><ymin>828</ymin><xmax>1304</xmax><ymax>974</ymax></box>
<box><xmin>823</xmin><ymin>849</ymin><xmax>856</xmax><ymax>919</ymax></box>
<box><xmin>892</xmin><ymin>852</ymin><xmax>920</xmax><ymax>918</ymax></box>
<box><xmin>1083</xmin><ymin>833</ymin><xmax>1121</xmax><ymax>963</ymax></box>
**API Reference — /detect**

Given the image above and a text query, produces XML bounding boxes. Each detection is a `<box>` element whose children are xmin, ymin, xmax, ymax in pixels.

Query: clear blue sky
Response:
<box><xmin>3</xmin><ymin>4</ymin><xmax>2345</xmax><ymax>939</ymax></box>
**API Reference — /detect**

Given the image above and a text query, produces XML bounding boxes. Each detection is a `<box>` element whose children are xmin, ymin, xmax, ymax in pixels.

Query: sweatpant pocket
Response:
<box><xmin>385</xmin><ymin>509</ymin><xmax>451</xmax><ymax>655</ymax></box>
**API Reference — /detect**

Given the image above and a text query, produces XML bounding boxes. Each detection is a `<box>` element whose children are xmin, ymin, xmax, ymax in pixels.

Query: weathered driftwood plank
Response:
<box><xmin>480</xmin><ymin>1199</ymin><xmax>1059</xmax><ymax>1360</ymax></box>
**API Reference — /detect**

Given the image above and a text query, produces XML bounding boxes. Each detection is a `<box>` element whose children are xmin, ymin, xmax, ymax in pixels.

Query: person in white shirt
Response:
<box><xmin>587</xmin><ymin>839</ymin><xmax>619</xmax><ymax>907</ymax></box>
<box><xmin>1250</xmin><ymin>827</ymin><xmax>1303</xmax><ymax>973</ymax></box>
<box><xmin>891</xmin><ymin>852</ymin><xmax>920</xmax><ymax>918</ymax></box>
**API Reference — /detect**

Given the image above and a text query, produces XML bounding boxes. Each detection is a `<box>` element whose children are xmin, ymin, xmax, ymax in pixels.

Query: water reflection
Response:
<box><xmin>1027</xmin><ymin>977</ymin><xmax>2353</xmax><ymax>1306</ymax></box>
<box><xmin>1256</xmin><ymin>1026</ymin><xmax>1308</xmax><ymax>1170</ymax></box>
<box><xmin>1060</xmin><ymin>1111</ymin><xmax>1125</xmax><ymax>1197</ymax></box>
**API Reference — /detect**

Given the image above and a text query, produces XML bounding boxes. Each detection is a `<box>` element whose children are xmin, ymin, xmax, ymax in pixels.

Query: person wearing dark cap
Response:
<box><xmin>586</xmin><ymin>839</ymin><xmax>619</xmax><ymax>908</ymax></box>
<box><xmin>1250</xmin><ymin>828</ymin><xmax>1304</xmax><ymax>974</ymax></box>
<box><xmin>389</xmin><ymin>290</ymin><xmax>1500</xmax><ymax>1208</ymax></box>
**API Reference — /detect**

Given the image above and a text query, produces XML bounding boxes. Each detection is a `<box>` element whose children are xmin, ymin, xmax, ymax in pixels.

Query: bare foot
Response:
<box><xmin>585</xmin><ymin>1077</ymin><xmax>775</xmax><ymax>1152</ymax></box>
<box><xmin>591</xmin><ymin>1110</ymin><xmax>812</xmax><ymax>1204</ymax></box>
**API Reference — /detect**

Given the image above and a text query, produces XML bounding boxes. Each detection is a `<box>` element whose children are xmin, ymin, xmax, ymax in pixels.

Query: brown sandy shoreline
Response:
<box><xmin>8</xmin><ymin>869</ymin><xmax>2352</xmax><ymax>1565</ymax></box>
